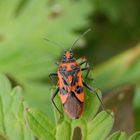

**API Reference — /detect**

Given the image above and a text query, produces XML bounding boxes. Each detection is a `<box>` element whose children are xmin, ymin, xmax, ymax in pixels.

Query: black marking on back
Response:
<box><xmin>60</xmin><ymin>87</ymin><xmax>68</xmax><ymax>95</ymax></box>
<box><xmin>60</xmin><ymin>69</ymin><xmax>79</xmax><ymax>86</ymax></box>
<box><xmin>71</xmin><ymin>73</ymin><xmax>78</xmax><ymax>86</ymax></box>
<box><xmin>59</xmin><ymin>66</ymin><xmax>67</xmax><ymax>72</ymax></box>
<box><xmin>75</xmin><ymin>86</ymin><xmax>83</xmax><ymax>94</ymax></box>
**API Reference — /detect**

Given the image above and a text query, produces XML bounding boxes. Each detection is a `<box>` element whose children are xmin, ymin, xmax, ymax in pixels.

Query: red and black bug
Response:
<box><xmin>49</xmin><ymin>29</ymin><xmax>104</xmax><ymax>119</ymax></box>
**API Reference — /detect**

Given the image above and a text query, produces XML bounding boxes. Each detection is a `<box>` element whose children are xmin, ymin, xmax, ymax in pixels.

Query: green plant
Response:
<box><xmin>0</xmin><ymin>0</ymin><xmax>92</xmax><ymax>120</ymax></box>
<box><xmin>0</xmin><ymin>0</ymin><xmax>140</xmax><ymax>139</ymax></box>
<box><xmin>0</xmin><ymin>74</ymin><xmax>140</xmax><ymax>140</ymax></box>
<box><xmin>0</xmin><ymin>74</ymin><xmax>34</xmax><ymax>140</ymax></box>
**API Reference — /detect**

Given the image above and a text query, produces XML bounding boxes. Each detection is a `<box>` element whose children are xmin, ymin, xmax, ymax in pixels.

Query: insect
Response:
<box><xmin>49</xmin><ymin>29</ymin><xmax>104</xmax><ymax>119</ymax></box>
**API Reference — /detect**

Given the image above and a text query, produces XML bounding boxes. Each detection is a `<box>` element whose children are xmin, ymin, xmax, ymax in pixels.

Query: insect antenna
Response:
<box><xmin>44</xmin><ymin>37</ymin><xmax>65</xmax><ymax>51</ymax></box>
<box><xmin>71</xmin><ymin>28</ymin><xmax>91</xmax><ymax>50</ymax></box>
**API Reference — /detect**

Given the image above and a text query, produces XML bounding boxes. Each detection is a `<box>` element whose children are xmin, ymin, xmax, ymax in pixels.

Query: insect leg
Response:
<box><xmin>83</xmin><ymin>81</ymin><xmax>105</xmax><ymax>110</ymax></box>
<box><xmin>79</xmin><ymin>58</ymin><xmax>90</xmax><ymax>78</ymax></box>
<box><xmin>55</xmin><ymin>62</ymin><xmax>60</xmax><ymax>65</ymax></box>
<box><xmin>49</xmin><ymin>73</ymin><xmax>58</xmax><ymax>84</ymax></box>
<box><xmin>81</xmin><ymin>65</ymin><xmax>90</xmax><ymax>80</ymax></box>
<box><xmin>81</xmin><ymin>61</ymin><xmax>93</xmax><ymax>81</ymax></box>
<box><xmin>79</xmin><ymin>59</ymin><xmax>87</xmax><ymax>66</ymax></box>
<box><xmin>51</xmin><ymin>87</ymin><xmax>62</xmax><ymax>115</ymax></box>
<box><xmin>49</xmin><ymin>73</ymin><xmax>58</xmax><ymax>80</ymax></box>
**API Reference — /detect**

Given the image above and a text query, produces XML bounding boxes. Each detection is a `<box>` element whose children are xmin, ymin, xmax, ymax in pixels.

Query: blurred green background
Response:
<box><xmin>0</xmin><ymin>0</ymin><xmax>140</xmax><ymax>136</ymax></box>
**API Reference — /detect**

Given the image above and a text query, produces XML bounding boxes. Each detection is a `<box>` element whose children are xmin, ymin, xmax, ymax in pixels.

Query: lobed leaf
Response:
<box><xmin>0</xmin><ymin>74</ymin><xmax>34</xmax><ymax>140</ymax></box>
<box><xmin>1</xmin><ymin>73</ymin><xmax>139</xmax><ymax>140</ymax></box>
<box><xmin>87</xmin><ymin>111</ymin><xmax>114</xmax><ymax>140</ymax></box>
<box><xmin>27</xmin><ymin>108</ymin><xmax>55</xmax><ymax>140</ymax></box>
<box><xmin>107</xmin><ymin>131</ymin><xmax>127</xmax><ymax>140</ymax></box>
<box><xmin>128</xmin><ymin>132</ymin><xmax>140</xmax><ymax>140</ymax></box>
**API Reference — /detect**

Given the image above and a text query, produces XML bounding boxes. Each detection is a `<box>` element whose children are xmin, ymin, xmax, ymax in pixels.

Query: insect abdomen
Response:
<box><xmin>63</xmin><ymin>93</ymin><xmax>84</xmax><ymax>119</ymax></box>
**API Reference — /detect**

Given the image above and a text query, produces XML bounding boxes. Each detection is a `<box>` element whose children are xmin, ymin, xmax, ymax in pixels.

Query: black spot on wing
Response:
<box><xmin>75</xmin><ymin>86</ymin><xmax>83</xmax><ymax>94</ymax></box>
<box><xmin>63</xmin><ymin>78</ymin><xmax>68</xmax><ymax>85</ymax></box>
<box><xmin>60</xmin><ymin>87</ymin><xmax>68</xmax><ymax>95</ymax></box>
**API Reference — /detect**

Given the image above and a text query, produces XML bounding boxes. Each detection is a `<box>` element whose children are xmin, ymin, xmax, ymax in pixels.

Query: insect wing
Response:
<box><xmin>74</xmin><ymin>71</ymin><xmax>85</xmax><ymax>102</ymax></box>
<box><xmin>58</xmin><ymin>71</ymin><xmax>69</xmax><ymax>104</ymax></box>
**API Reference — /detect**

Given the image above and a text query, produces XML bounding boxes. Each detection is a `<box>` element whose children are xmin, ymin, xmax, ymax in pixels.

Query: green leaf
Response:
<box><xmin>128</xmin><ymin>132</ymin><xmax>140</xmax><ymax>140</ymax></box>
<box><xmin>27</xmin><ymin>102</ymin><xmax>114</xmax><ymax>140</ymax></box>
<box><xmin>83</xmin><ymin>85</ymin><xmax>101</xmax><ymax>121</ymax></box>
<box><xmin>107</xmin><ymin>131</ymin><xmax>127</xmax><ymax>140</ymax></box>
<box><xmin>87</xmin><ymin>111</ymin><xmax>114</xmax><ymax>140</ymax></box>
<box><xmin>0</xmin><ymin>74</ymin><xmax>11</xmax><ymax>94</ymax></box>
<box><xmin>0</xmin><ymin>74</ymin><xmax>34</xmax><ymax>140</ymax></box>
<box><xmin>27</xmin><ymin>108</ymin><xmax>55</xmax><ymax>140</ymax></box>
<box><xmin>56</xmin><ymin>121</ymin><xmax>71</xmax><ymax>140</ymax></box>
<box><xmin>27</xmin><ymin>109</ymin><xmax>114</xmax><ymax>140</ymax></box>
